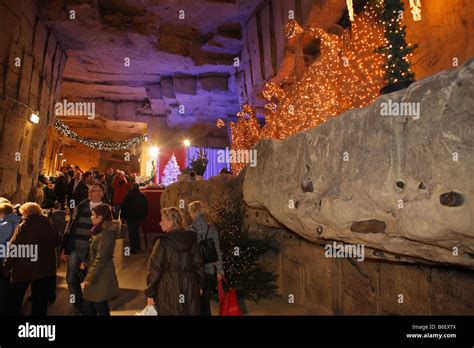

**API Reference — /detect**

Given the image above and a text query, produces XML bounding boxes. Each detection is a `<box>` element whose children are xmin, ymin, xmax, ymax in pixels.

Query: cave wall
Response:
<box><xmin>0</xmin><ymin>0</ymin><xmax>67</xmax><ymax>201</ymax></box>
<box><xmin>243</xmin><ymin>58</ymin><xmax>474</xmax><ymax>269</ymax></box>
<box><xmin>256</xmin><ymin>226</ymin><xmax>474</xmax><ymax>315</ymax></box>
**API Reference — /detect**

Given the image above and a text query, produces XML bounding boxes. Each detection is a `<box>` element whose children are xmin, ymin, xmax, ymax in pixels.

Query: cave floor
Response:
<box><xmin>19</xmin><ymin>235</ymin><xmax>305</xmax><ymax>316</ymax></box>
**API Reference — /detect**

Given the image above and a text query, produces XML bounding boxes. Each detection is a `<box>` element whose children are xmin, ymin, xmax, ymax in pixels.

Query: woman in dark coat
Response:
<box><xmin>145</xmin><ymin>207</ymin><xmax>205</xmax><ymax>315</ymax></box>
<box><xmin>81</xmin><ymin>204</ymin><xmax>119</xmax><ymax>316</ymax></box>
<box><xmin>2</xmin><ymin>202</ymin><xmax>61</xmax><ymax>315</ymax></box>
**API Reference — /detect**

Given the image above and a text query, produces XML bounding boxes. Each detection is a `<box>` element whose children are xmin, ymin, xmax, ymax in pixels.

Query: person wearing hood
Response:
<box><xmin>80</xmin><ymin>203</ymin><xmax>119</xmax><ymax>316</ymax></box>
<box><xmin>187</xmin><ymin>201</ymin><xmax>224</xmax><ymax>316</ymax></box>
<box><xmin>145</xmin><ymin>207</ymin><xmax>205</xmax><ymax>315</ymax></box>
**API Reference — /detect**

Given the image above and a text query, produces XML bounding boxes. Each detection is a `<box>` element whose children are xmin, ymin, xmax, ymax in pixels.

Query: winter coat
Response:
<box><xmin>121</xmin><ymin>188</ymin><xmax>149</xmax><ymax>222</ymax></box>
<box><xmin>3</xmin><ymin>214</ymin><xmax>61</xmax><ymax>283</ymax></box>
<box><xmin>62</xmin><ymin>199</ymin><xmax>92</xmax><ymax>254</ymax></box>
<box><xmin>187</xmin><ymin>214</ymin><xmax>224</xmax><ymax>275</ymax></box>
<box><xmin>68</xmin><ymin>179</ymin><xmax>89</xmax><ymax>206</ymax></box>
<box><xmin>54</xmin><ymin>174</ymin><xmax>70</xmax><ymax>199</ymax></box>
<box><xmin>145</xmin><ymin>229</ymin><xmax>205</xmax><ymax>315</ymax></box>
<box><xmin>83</xmin><ymin>221</ymin><xmax>119</xmax><ymax>302</ymax></box>
<box><xmin>112</xmin><ymin>177</ymin><xmax>132</xmax><ymax>205</ymax></box>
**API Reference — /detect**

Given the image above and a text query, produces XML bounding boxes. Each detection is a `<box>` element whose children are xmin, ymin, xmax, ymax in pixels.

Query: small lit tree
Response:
<box><xmin>162</xmin><ymin>153</ymin><xmax>181</xmax><ymax>186</ymax></box>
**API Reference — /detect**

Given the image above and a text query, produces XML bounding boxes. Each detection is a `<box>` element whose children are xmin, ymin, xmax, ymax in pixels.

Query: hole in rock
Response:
<box><xmin>396</xmin><ymin>181</ymin><xmax>405</xmax><ymax>189</ymax></box>
<box><xmin>350</xmin><ymin>219</ymin><xmax>387</xmax><ymax>234</ymax></box>
<box><xmin>439</xmin><ymin>191</ymin><xmax>464</xmax><ymax>207</ymax></box>
<box><xmin>419</xmin><ymin>182</ymin><xmax>426</xmax><ymax>190</ymax></box>
<box><xmin>301</xmin><ymin>179</ymin><xmax>314</xmax><ymax>192</ymax></box>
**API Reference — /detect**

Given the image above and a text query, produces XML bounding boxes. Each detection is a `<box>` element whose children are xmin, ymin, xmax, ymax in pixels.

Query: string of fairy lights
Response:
<box><xmin>54</xmin><ymin>119</ymin><xmax>147</xmax><ymax>151</ymax></box>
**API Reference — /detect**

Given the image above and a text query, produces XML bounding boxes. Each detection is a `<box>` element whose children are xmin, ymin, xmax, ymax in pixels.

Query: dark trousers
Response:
<box><xmin>9</xmin><ymin>276</ymin><xmax>55</xmax><ymax>315</ymax></box>
<box><xmin>127</xmin><ymin>220</ymin><xmax>141</xmax><ymax>252</ymax></box>
<box><xmin>57</xmin><ymin>194</ymin><xmax>66</xmax><ymax>210</ymax></box>
<box><xmin>0</xmin><ymin>272</ymin><xmax>10</xmax><ymax>315</ymax></box>
<box><xmin>66</xmin><ymin>249</ymin><xmax>87</xmax><ymax>310</ymax></box>
<box><xmin>83</xmin><ymin>300</ymin><xmax>110</xmax><ymax>316</ymax></box>
<box><xmin>201</xmin><ymin>273</ymin><xmax>216</xmax><ymax>316</ymax></box>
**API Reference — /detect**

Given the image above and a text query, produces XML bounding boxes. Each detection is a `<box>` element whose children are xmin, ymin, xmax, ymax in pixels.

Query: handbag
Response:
<box><xmin>199</xmin><ymin>224</ymin><xmax>218</xmax><ymax>264</ymax></box>
<box><xmin>217</xmin><ymin>276</ymin><xmax>242</xmax><ymax>316</ymax></box>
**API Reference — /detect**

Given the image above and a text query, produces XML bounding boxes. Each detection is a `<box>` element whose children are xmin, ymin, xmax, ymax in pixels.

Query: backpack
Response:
<box><xmin>199</xmin><ymin>224</ymin><xmax>218</xmax><ymax>264</ymax></box>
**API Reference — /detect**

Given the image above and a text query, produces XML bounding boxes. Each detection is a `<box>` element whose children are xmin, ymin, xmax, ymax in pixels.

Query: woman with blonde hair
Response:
<box><xmin>187</xmin><ymin>200</ymin><xmax>224</xmax><ymax>316</ymax></box>
<box><xmin>145</xmin><ymin>207</ymin><xmax>205</xmax><ymax>315</ymax></box>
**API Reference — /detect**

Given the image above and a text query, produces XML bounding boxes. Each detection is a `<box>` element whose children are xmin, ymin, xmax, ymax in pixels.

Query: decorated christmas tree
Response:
<box><xmin>377</xmin><ymin>0</ymin><xmax>417</xmax><ymax>85</ymax></box>
<box><xmin>162</xmin><ymin>153</ymin><xmax>181</xmax><ymax>186</ymax></box>
<box><xmin>210</xmin><ymin>195</ymin><xmax>278</xmax><ymax>302</ymax></box>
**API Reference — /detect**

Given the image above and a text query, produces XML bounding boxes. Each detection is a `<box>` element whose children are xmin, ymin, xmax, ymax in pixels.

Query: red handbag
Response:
<box><xmin>217</xmin><ymin>276</ymin><xmax>242</xmax><ymax>316</ymax></box>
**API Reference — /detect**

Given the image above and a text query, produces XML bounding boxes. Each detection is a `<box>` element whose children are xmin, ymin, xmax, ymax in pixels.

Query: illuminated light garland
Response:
<box><xmin>230</xmin><ymin>3</ymin><xmax>387</xmax><ymax>175</ymax></box>
<box><xmin>216</xmin><ymin>118</ymin><xmax>226</xmax><ymax>128</ymax></box>
<box><xmin>347</xmin><ymin>0</ymin><xmax>354</xmax><ymax>21</ymax></box>
<box><xmin>409</xmin><ymin>0</ymin><xmax>422</xmax><ymax>21</ymax></box>
<box><xmin>285</xmin><ymin>19</ymin><xmax>303</xmax><ymax>39</ymax></box>
<box><xmin>54</xmin><ymin>119</ymin><xmax>147</xmax><ymax>151</ymax></box>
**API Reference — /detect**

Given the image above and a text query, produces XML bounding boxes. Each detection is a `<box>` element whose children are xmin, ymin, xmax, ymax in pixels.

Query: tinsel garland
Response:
<box><xmin>54</xmin><ymin>120</ymin><xmax>147</xmax><ymax>151</ymax></box>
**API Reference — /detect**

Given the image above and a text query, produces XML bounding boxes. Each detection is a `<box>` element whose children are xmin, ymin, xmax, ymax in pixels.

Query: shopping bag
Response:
<box><xmin>135</xmin><ymin>304</ymin><xmax>158</xmax><ymax>316</ymax></box>
<box><xmin>217</xmin><ymin>276</ymin><xmax>241</xmax><ymax>316</ymax></box>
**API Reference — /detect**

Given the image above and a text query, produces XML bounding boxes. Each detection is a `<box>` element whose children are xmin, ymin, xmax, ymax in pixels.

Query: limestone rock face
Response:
<box><xmin>161</xmin><ymin>174</ymin><xmax>243</xmax><ymax>226</ymax></box>
<box><xmin>243</xmin><ymin>58</ymin><xmax>474</xmax><ymax>269</ymax></box>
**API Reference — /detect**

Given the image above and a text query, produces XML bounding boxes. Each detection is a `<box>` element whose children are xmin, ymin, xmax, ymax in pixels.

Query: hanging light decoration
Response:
<box><xmin>347</xmin><ymin>0</ymin><xmax>355</xmax><ymax>21</ymax></box>
<box><xmin>216</xmin><ymin>118</ymin><xmax>226</xmax><ymax>128</ymax></box>
<box><xmin>409</xmin><ymin>0</ymin><xmax>422</xmax><ymax>21</ymax></box>
<box><xmin>54</xmin><ymin>120</ymin><xmax>147</xmax><ymax>151</ymax></box>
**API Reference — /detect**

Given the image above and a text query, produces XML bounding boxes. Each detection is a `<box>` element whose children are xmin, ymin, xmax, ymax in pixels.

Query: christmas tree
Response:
<box><xmin>210</xmin><ymin>195</ymin><xmax>278</xmax><ymax>302</ymax></box>
<box><xmin>377</xmin><ymin>0</ymin><xmax>417</xmax><ymax>85</ymax></box>
<box><xmin>162</xmin><ymin>153</ymin><xmax>181</xmax><ymax>186</ymax></box>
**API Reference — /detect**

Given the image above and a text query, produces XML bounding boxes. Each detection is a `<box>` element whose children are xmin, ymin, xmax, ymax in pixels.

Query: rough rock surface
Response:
<box><xmin>243</xmin><ymin>58</ymin><xmax>474</xmax><ymax>269</ymax></box>
<box><xmin>160</xmin><ymin>174</ymin><xmax>242</xmax><ymax>226</ymax></box>
<box><xmin>0</xmin><ymin>0</ymin><xmax>67</xmax><ymax>202</ymax></box>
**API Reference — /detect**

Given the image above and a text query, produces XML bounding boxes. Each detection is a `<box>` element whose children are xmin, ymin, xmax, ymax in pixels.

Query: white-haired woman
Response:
<box><xmin>187</xmin><ymin>201</ymin><xmax>224</xmax><ymax>316</ymax></box>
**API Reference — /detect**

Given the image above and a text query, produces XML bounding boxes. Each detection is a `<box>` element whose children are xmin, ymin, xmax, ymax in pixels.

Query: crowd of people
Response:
<box><xmin>0</xmin><ymin>164</ymin><xmax>225</xmax><ymax>316</ymax></box>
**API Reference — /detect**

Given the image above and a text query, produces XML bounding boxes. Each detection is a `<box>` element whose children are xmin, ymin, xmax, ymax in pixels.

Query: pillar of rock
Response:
<box><xmin>0</xmin><ymin>0</ymin><xmax>67</xmax><ymax>202</ymax></box>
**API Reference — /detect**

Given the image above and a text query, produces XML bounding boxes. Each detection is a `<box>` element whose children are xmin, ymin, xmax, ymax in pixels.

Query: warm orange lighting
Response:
<box><xmin>149</xmin><ymin>146</ymin><xmax>159</xmax><ymax>157</ymax></box>
<box><xmin>230</xmin><ymin>3</ymin><xmax>387</xmax><ymax>175</ymax></box>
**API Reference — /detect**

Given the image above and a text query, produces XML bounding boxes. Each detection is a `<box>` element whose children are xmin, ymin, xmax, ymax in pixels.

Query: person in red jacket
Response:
<box><xmin>111</xmin><ymin>171</ymin><xmax>132</xmax><ymax>219</ymax></box>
